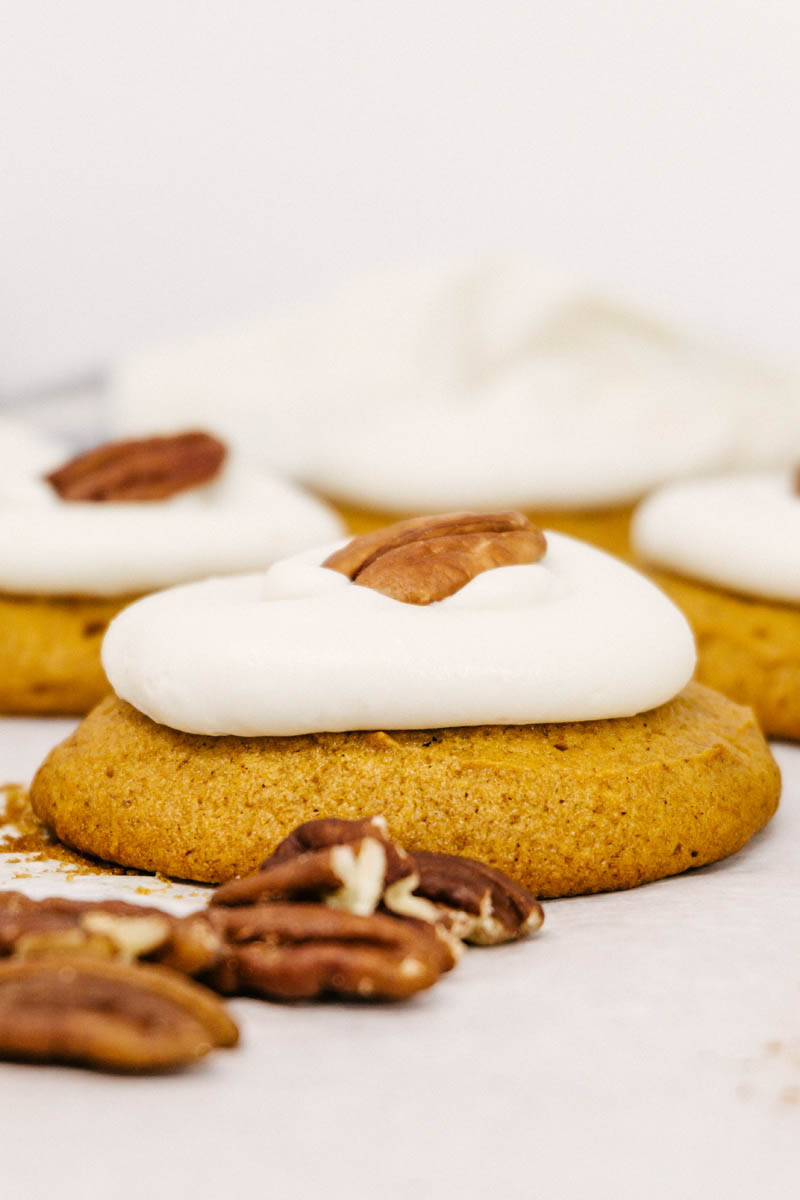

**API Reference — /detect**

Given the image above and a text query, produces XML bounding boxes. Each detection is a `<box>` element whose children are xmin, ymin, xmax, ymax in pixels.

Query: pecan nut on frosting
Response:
<box><xmin>0</xmin><ymin>954</ymin><xmax>238</xmax><ymax>1071</ymax></box>
<box><xmin>45</xmin><ymin>429</ymin><xmax>227</xmax><ymax>502</ymax></box>
<box><xmin>323</xmin><ymin>511</ymin><xmax>547</xmax><ymax>604</ymax></box>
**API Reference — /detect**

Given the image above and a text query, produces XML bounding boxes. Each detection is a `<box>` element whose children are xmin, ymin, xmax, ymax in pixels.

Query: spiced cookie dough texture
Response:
<box><xmin>110</xmin><ymin>261</ymin><xmax>800</xmax><ymax>554</ymax></box>
<box><xmin>30</xmin><ymin>515</ymin><xmax>780</xmax><ymax>895</ymax></box>
<box><xmin>633</xmin><ymin>471</ymin><xmax>800</xmax><ymax>738</ymax></box>
<box><xmin>0</xmin><ymin>419</ymin><xmax>343</xmax><ymax>715</ymax></box>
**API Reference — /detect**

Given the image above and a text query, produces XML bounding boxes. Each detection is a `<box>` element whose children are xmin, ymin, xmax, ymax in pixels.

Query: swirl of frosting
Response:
<box><xmin>102</xmin><ymin>533</ymin><xmax>696</xmax><ymax>735</ymax></box>
<box><xmin>633</xmin><ymin>471</ymin><xmax>800</xmax><ymax>604</ymax></box>
<box><xmin>0</xmin><ymin>419</ymin><xmax>343</xmax><ymax>596</ymax></box>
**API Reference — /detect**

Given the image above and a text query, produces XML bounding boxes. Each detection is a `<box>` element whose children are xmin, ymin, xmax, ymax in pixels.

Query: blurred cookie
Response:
<box><xmin>634</xmin><ymin>471</ymin><xmax>800</xmax><ymax>738</ymax></box>
<box><xmin>0</xmin><ymin>592</ymin><xmax>129</xmax><ymax>715</ymax></box>
<box><xmin>111</xmin><ymin>263</ymin><xmax>786</xmax><ymax>560</ymax></box>
<box><xmin>0</xmin><ymin>422</ymin><xmax>342</xmax><ymax>715</ymax></box>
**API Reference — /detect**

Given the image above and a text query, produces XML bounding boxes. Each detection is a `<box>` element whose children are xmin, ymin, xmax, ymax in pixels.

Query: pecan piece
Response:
<box><xmin>384</xmin><ymin>850</ymin><xmax>544</xmax><ymax>945</ymax></box>
<box><xmin>45</xmin><ymin>430</ymin><xmax>227</xmax><ymax>502</ymax></box>
<box><xmin>0</xmin><ymin>891</ymin><xmax>222</xmax><ymax>976</ymax></box>
<box><xmin>259</xmin><ymin>815</ymin><xmax>400</xmax><ymax>868</ymax></box>
<box><xmin>323</xmin><ymin>511</ymin><xmax>547</xmax><ymax>604</ymax></box>
<box><xmin>206</xmin><ymin>903</ymin><xmax>450</xmax><ymax>1000</ymax></box>
<box><xmin>0</xmin><ymin>955</ymin><xmax>238</xmax><ymax>1071</ymax></box>
<box><xmin>213</xmin><ymin>816</ymin><xmax>414</xmax><ymax>914</ymax></box>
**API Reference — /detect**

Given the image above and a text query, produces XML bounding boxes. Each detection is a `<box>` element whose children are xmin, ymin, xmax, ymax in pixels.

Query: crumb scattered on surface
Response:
<box><xmin>0</xmin><ymin>782</ymin><xmax>140</xmax><ymax>877</ymax></box>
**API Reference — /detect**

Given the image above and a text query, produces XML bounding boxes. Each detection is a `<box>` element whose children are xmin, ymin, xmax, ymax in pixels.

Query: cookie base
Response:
<box><xmin>0</xmin><ymin>591</ymin><xmax>130</xmax><ymax>715</ymax></box>
<box><xmin>647</xmin><ymin>570</ymin><xmax>800</xmax><ymax>740</ymax></box>
<box><xmin>30</xmin><ymin>682</ymin><xmax>780</xmax><ymax>896</ymax></box>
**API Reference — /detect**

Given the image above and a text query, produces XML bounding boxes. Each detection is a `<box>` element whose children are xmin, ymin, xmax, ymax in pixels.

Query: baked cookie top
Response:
<box><xmin>102</xmin><ymin>521</ymin><xmax>696</xmax><ymax>736</ymax></box>
<box><xmin>633</xmin><ymin>470</ymin><xmax>800</xmax><ymax>605</ymax></box>
<box><xmin>0</xmin><ymin>419</ymin><xmax>342</xmax><ymax>597</ymax></box>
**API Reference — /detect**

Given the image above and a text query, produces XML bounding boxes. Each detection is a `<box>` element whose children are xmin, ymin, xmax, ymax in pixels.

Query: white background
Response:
<box><xmin>2</xmin><ymin>0</ymin><xmax>800</xmax><ymax>390</ymax></box>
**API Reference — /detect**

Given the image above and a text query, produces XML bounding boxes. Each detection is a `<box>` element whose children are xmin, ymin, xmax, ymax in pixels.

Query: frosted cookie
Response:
<box><xmin>109</xmin><ymin>263</ymin><xmax>799</xmax><ymax>555</ymax></box>
<box><xmin>30</xmin><ymin>512</ymin><xmax>780</xmax><ymax>895</ymax></box>
<box><xmin>633</xmin><ymin>471</ymin><xmax>800</xmax><ymax>739</ymax></box>
<box><xmin>0</xmin><ymin>421</ymin><xmax>342</xmax><ymax>714</ymax></box>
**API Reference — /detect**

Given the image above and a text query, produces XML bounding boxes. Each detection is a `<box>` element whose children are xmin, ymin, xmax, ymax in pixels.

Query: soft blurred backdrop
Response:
<box><xmin>2</xmin><ymin>0</ymin><xmax>799</xmax><ymax>395</ymax></box>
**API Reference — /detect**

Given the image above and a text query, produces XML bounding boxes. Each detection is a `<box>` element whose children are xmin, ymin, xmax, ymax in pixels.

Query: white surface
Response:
<box><xmin>3</xmin><ymin>2</ymin><xmax>800</xmax><ymax>390</ymax></box>
<box><xmin>103</xmin><ymin>534</ymin><xmax>696</xmax><ymax>735</ymax></box>
<box><xmin>0</xmin><ymin>420</ymin><xmax>343</xmax><ymax>596</ymax></box>
<box><xmin>634</xmin><ymin>470</ymin><xmax>800</xmax><ymax>604</ymax></box>
<box><xmin>111</xmin><ymin>262</ymin><xmax>800</xmax><ymax>507</ymax></box>
<box><xmin>0</xmin><ymin>716</ymin><xmax>797</xmax><ymax>1199</ymax></box>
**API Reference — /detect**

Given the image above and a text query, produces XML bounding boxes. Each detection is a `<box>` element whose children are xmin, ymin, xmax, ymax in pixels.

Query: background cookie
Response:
<box><xmin>0</xmin><ymin>592</ymin><xmax>130</xmax><ymax>715</ymax></box>
<box><xmin>30</xmin><ymin>682</ymin><xmax>780</xmax><ymax>895</ymax></box>
<box><xmin>648</xmin><ymin>569</ymin><xmax>800</xmax><ymax>740</ymax></box>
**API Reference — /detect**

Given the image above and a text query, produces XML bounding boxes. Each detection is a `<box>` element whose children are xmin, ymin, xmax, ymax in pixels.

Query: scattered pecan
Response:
<box><xmin>213</xmin><ymin>816</ymin><xmax>414</xmax><ymax>914</ymax></box>
<box><xmin>384</xmin><ymin>851</ymin><xmax>544</xmax><ymax>945</ymax></box>
<box><xmin>258</xmin><ymin>816</ymin><xmax>400</xmax><ymax>868</ymax></box>
<box><xmin>323</xmin><ymin>511</ymin><xmax>547</xmax><ymax>604</ymax></box>
<box><xmin>0</xmin><ymin>954</ymin><xmax>238</xmax><ymax>1071</ymax></box>
<box><xmin>0</xmin><ymin>892</ymin><xmax>222</xmax><ymax>976</ymax></box>
<box><xmin>45</xmin><ymin>430</ymin><xmax>227</xmax><ymax>502</ymax></box>
<box><xmin>213</xmin><ymin>815</ymin><xmax>542</xmax><ymax>948</ymax></box>
<box><xmin>206</xmin><ymin>903</ymin><xmax>451</xmax><ymax>1000</ymax></box>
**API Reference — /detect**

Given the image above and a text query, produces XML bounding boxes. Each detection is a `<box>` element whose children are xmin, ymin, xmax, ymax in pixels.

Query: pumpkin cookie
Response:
<box><xmin>0</xmin><ymin>420</ymin><xmax>342</xmax><ymax>714</ymax></box>
<box><xmin>633</xmin><ymin>471</ymin><xmax>800</xmax><ymax>739</ymax></box>
<box><xmin>31</xmin><ymin>682</ymin><xmax>779</xmax><ymax>896</ymax></box>
<box><xmin>30</xmin><ymin>512</ymin><xmax>779</xmax><ymax>895</ymax></box>
<box><xmin>32</xmin><ymin>511</ymin><xmax>782</xmax><ymax>897</ymax></box>
<box><xmin>0</xmin><ymin>592</ymin><xmax>130</xmax><ymax>715</ymax></box>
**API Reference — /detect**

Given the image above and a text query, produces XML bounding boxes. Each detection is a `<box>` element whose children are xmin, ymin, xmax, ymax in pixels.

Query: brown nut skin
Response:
<box><xmin>213</xmin><ymin>816</ymin><xmax>414</xmax><ymax>911</ymax></box>
<box><xmin>211</xmin><ymin>839</ymin><xmax>387</xmax><ymax>913</ymax></box>
<box><xmin>323</xmin><ymin>511</ymin><xmax>547</xmax><ymax>604</ymax></box>
<box><xmin>0</xmin><ymin>954</ymin><xmax>238</xmax><ymax>1071</ymax></box>
<box><xmin>385</xmin><ymin>851</ymin><xmax>544</xmax><ymax>946</ymax></box>
<box><xmin>0</xmin><ymin>891</ymin><xmax>222</xmax><ymax>976</ymax></box>
<box><xmin>45</xmin><ymin>430</ymin><xmax>227</xmax><ymax>502</ymax></box>
<box><xmin>206</xmin><ymin>903</ymin><xmax>450</xmax><ymax>1000</ymax></box>
<box><xmin>261</xmin><ymin>815</ymin><xmax>394</xmax><ymax>866</ymax></box>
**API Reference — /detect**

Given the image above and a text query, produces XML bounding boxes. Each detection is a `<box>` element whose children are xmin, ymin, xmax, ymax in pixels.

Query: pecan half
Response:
<box><xmin>0</xmin><ymin>955</ymin><xmax>238</xmax><ymax>1071</ymax></box>
<box><xmin>213</xmin><ymin>816</ymin><xmax>414</xmax><ymax>914</ymax></box>
<box><xmin>45</xmin><ymin>430</ymin><xmax>227</xmax><ymax>502</ymax></box>
<box><xmin>323</xmin><ymin>511</ymin><xmax>547</xmax><ymax>604</ymax></box>
<box><xmin>0</xmin><ymin>892</ymin><xmax>222</xmax><ymax>976</ymax></box>
<box><xmin>206</xmin><ymin>903</ymin><xmax>451</xmax><ymax>1000</ymax></box>
<box><xmin>384</xmin><ymin>851</ymin><xmax>544</xmax><ymax>945</ymax></box>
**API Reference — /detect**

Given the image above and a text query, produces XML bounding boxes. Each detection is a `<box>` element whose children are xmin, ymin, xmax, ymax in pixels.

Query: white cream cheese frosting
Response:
<box><xmin>110</xmin><ymin>261</ymin><xmax>800</xmax><ymax>510</ymax></box>
<box><xmin>633</xmin><ymin>471</ymin><xmax>800</xmax><ymax>605</ymax></box>
<box><xmin>0</xmin><ymin>419</ymin><xmax>343</xmax><ymax>597</ymax></box>
<box><xmin>102</xmin><ymin>532</ymin><xmax>697</xmax><ymax>736</ymax></box>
